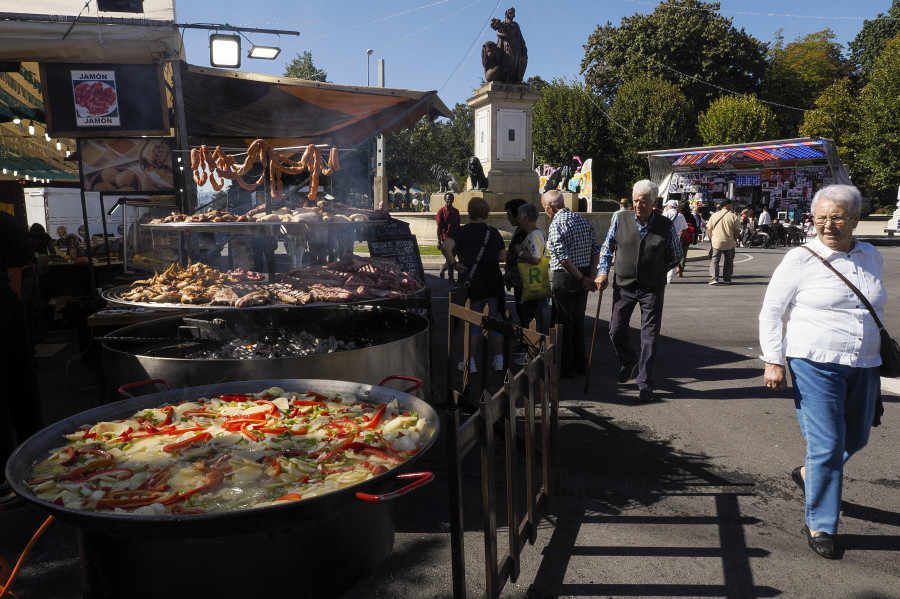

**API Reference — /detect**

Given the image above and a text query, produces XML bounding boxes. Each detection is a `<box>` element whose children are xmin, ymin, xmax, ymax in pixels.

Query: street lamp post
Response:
<box><xmin>366</xmin><ymin>49</ymin><xmax>373</xmax><ymax>86</ymax></box>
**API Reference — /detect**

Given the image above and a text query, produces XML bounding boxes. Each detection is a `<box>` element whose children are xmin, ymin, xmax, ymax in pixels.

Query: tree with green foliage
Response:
<box><xmin>283</xmin><ymin>51</ymin><xmax>327</xmax><ymax>81</ymax></box>
<box><xmin>848</xmin><ymin>0</ymin><xmax>900</xmax><ymax>85</ymax></box>
<box><xmin>697</xmin><ymin>94</ymin><xmax>778</xmax><ymax>145</ymax></box>
<box><xmin>383</xmin><ymin>103</ymin><xmax>474</xmax><ymax>193</ymax></box>
<box><xmin>852</xmin><ymin>36</ymin><xmax>900</xmax><ymax>206</ymax></box>
<box><xmin>606</xmin><ymin>75</ymin><xmax>694</xmax><ymax>193</ymax></box>
<box><xmin>580</xmin><ymin>0</ymin><xmax>767</xmax><ymax>117</ymax></box>
<box><xmin>532</xmin><ymin>78</ymin><xmax>608</xmax><ymax>167</ymax></box>
<box><xmin>798</xmin><ymin>78</ymin><xmax>858</xmax><ymax>154</ymax></box>
<box><xmin>762</xmin><ymin>29</ymin><xmax>852</xmax><ymax>137</ymax></box>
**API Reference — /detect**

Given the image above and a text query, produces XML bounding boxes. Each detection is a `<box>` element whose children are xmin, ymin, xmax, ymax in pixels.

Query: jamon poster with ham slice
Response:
<box><xmin>71</xmin><ymin>71</ymin><xmax>121</xmax><ymax>126</ymax></box>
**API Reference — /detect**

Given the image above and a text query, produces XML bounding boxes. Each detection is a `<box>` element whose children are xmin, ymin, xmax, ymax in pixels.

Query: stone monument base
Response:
<box><xmin>431</xmin><ymin>190</ymin><xmax>579</xmax><ymax>213</ymax></box>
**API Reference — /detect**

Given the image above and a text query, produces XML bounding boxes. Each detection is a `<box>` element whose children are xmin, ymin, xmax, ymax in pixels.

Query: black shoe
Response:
<box><xmin>638</xmin><ymin>387</ymin><xmax>654</xmax><ymax>402</ymax></box>
<box><xmin>616</xmin><ymin>362</ymin><xmax>636</xmax><ymax>383</ymax></box>
<box><xmin>439</xmin><ymin>268</ymin><xmax>446</xmax><ymax>280</ymax></box>
<box><xmin>0</xmin><ymin>482</ymin><xmax>25</xmax><ymax>512</ymax></box>
<box><xmin>791</xmin><ymin>466</ymin><xmax>805</xmax><ymax>494</ymax></box>
<box><xmin>804</xmin><ymin>525</ymin><xmax>838</xmax><ymax>559</ymax></box>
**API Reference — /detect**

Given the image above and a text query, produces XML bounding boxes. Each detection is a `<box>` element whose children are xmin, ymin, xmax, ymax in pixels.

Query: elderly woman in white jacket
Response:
<box><xmin>759</xmin><ymin>184</ymin><xmax>885</xmax><ymax>560</ymax></box>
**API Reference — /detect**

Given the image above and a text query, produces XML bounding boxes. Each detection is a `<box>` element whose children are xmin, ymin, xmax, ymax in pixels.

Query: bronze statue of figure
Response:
<box><xmin>482</xmin><ymin>7</ymin><xmax>528</xmax><ymax>83</ymax></box>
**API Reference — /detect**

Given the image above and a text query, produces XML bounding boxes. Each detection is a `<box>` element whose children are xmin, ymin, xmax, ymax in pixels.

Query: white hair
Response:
<box><xmin>633</xmin><ymin>179</ymin><xmax>659</xmax><ymax>200</ymax></box>
<box><xmin>810</xmin><ymin>184</ymin><xmax>862</xmax><ymax>218</ymax></box>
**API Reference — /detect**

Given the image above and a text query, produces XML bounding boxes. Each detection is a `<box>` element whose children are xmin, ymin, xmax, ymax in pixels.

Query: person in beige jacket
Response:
<box><xmin>707</xmin><ymin>197</ymin><xmax>742</xmax><ymax>284</ymax></box>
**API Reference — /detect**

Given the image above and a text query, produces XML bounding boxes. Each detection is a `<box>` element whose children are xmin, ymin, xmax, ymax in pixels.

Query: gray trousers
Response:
<box><xmin>609</xmin><ymin>282</ymin><xmax>665</xmax><ymax>389</ymax></box>
<box><xmin>709</xmin><ymin>247</ymin><xmax>735</xmax><ymax>282</ymax></box>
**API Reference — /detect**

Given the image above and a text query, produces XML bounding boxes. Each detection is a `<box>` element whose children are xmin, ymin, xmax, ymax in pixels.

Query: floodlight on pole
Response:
<box><xmin>248</xmin><ymin>45</ymin><xmax>281</xmax><ymax>59</ymax></box>
<box><xmin>366</xmin><ymin>49</ymin><xmax>374</xmax><ymax>86</ymax></box>
<box><xmin>210</xmin><ymin>32</ymin><xmax>241</xmax><ymax>68</ymax></box>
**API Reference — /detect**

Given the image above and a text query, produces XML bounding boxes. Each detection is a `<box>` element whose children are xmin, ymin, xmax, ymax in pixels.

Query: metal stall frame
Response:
<box><xmin>446</xmin><ymin>288</ymin><xmax>560</xmax><ymax>598</ymax></box>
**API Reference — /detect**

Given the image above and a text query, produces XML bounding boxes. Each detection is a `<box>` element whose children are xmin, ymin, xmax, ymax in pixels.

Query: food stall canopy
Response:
<box><xmin>640</xmin><ymin>138</ymin><xmax>852</xmax><ymax>191</ymax></box>
<box><xmin>179</xmin><ymin>62</ymin><xmax>453</xmax><ymax>149</ymax></box>
<box><xmin>0</xmin><ymin>18</ymin><xmax>181</xmax><ymax>64</ymax></box>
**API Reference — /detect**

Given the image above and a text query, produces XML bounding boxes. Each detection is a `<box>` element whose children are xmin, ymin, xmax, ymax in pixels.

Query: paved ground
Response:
<box><xmin>2</xmin><ymin>220</ymin><xmax>898</xmax><ymax>598</ymax></box>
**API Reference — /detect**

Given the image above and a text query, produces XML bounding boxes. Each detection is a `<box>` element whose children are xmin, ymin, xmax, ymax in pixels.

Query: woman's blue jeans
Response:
<box><xmin>787</xmin><ymin>358</ymin><xmax>879</xmax><ymax>534</ymax></box>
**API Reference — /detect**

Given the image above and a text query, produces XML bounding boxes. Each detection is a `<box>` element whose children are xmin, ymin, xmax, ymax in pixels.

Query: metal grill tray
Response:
<box><xmin>144</xmin><ymin>220</ymin><xmax>386</xmax><ymax>235</ymax></box>
<box><xmin>102</xmin><ymin>283</ymin><xmax>425</xmax><ymax>310</ymax></box>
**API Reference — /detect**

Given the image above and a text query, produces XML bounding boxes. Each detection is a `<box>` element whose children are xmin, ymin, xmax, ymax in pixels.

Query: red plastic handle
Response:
<box><xmin>118</xmin><ymin>379</ymin><xmax>173</xmax><ymax>398</ymax></box>
<box><xmin>355</xmin><ymin>471</ymin><xmax>434</xmax><ymax>502</ymax></box>
<box><xmin>377</xmin><ymin>375</ymin><xmax>423</xmax><ymax>393</ymax></box>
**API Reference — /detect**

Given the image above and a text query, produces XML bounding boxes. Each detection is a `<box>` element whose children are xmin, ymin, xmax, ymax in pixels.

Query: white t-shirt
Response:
<box><xmin>523</xmin><ymin>229</ymin><xmax>546</xmax><ymax>258</ymax></box>
<box><xmin>664</xmin><ymin>208</ymin><xmax>688</xmax><ymax>236</ymax></box>
<box><xmin>757</xmin><ymin>210</ymin><xmax>771</xmax><ymax>227</ymax></box>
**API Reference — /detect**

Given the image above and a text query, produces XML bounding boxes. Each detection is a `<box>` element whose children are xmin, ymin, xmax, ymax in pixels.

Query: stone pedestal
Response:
<box><xmin>466</xmin><ymin>82</ymin><xmax>541</xmax><ymax>203</ymax></box>
<box><xmin>430</xmin><ymin>190</ymin><xmax>578</xmax><ymax>214</ymax></box>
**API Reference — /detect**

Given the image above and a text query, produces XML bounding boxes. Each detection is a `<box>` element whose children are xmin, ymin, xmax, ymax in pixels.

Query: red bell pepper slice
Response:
<box><xmin>259</xmin><ymin>427</ymin><xmax>287</xmax><ymax>435</ymax></box>
<box><xmin>137</xmin><ymin>468</ymin><xmax>170</xmax><ymax>491</ymax></box>
<box><xmin>362</xmin><ymin>448</ymin><xmax>405</xmax><ymax>464</ymax></box>
<box><xmin>253</xmin><ymin>399</ymin><xmax>279</xmax><ymax>414</ymax></box>
<box><xmin>274</xmin><ymin>493</ymin><xmax>303</xmax><ymax>502</ymax></box>
<box><xmin>162</xmin><ymin>432</ymin><xmax>213</xmax><ymax>453</ymax></box>
<box><xmin>358</xmin><ymin>405</ymin><xmax>386</xmax><ymax>430</ymax></box>
<box><xmin>71</xmin><ymin>467</ymin><xmax>134</xmax><ymax>484</ymax></box>
<box><xmin>216</xmin><ymin>394</ymin><xmax>252</xmax><ymax>402</ymax></box>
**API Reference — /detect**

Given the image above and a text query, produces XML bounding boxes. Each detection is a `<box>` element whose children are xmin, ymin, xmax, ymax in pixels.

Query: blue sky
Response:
<box><xmin>174</xmin><ymin>0</ymin><xmax>894</xmax><ymax>110</ymax></box>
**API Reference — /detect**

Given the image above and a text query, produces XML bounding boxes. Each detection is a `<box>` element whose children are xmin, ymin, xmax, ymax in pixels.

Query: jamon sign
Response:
<box><xmin>71</xmin><ymin>71</ymin><xmax>120</xmax><ymax>126</ymax></box>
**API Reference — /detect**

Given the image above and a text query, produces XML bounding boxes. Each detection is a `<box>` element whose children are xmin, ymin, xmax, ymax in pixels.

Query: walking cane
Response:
<box><xmin>584</xmin><ymin>287</ymin><xmax>604</xmax><ymax>393</ymax></box>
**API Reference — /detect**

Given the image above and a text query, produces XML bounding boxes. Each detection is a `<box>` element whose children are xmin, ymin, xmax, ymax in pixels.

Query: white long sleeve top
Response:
<box><xmin>759</xmin><ymin>236</ymin><xmax>886</xmax><ymax>367</ymax></box>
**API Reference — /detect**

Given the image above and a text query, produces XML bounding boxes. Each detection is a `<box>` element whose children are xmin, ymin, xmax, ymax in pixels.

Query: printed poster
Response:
<box><xmin>71</xmin><ymin>70</ymin><xmax>120</xmax><ymax>127</ymax></box>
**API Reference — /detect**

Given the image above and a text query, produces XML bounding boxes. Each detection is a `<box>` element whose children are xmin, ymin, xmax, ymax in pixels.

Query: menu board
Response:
<box><xmin>367</xmin><ymin>236</ymin><xmax>424</xmax><ymax>283</ymax></box>
<box><xmin>40</xmin><ymin>63</ymin><xmax>169</xmax><ymax>137</ymax></box>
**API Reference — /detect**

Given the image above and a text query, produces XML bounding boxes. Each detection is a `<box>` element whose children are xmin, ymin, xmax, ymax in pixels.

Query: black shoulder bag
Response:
<box><xmin>453</xmin><ymin>227</ymin><xmax>493</xmax><ymax>300</ymax></box>
<box><xmin>802</xmin><ymin>246</ymin><xmax>891</xmax><ymax>425</ymax></box>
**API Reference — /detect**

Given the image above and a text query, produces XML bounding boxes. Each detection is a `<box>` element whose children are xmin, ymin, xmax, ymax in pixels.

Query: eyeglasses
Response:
<box><xmin>813</xmin><ymin>216</ymin><xmax>848</xmax><ymax>226</ymax></box>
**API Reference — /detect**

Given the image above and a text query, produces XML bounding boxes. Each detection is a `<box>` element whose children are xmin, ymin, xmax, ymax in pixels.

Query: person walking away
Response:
<box><xmin>441</xmin><ymin>197</ymin><xmax>507</xmax><ymax>372</ymax></box>
<box><xmin>707</xmin><ymin>197</ymin><xmax>741</xmax><ymax>285</ymax></box>
<box><xmin>662</xmin><ymin>199</ymin><xmax>688</xmax><ymax>282</ymax></box>
<box><xmin>1</xmin><ymin>211</ymin><xmax>43</xmax><ymax>511</ymax></box>
<box><xmin>595</xmin><ymin>180</ymin><xmax>682</xmax><ymax>401</ymax></box>
<box><xmin>512</xmin><ymin>202</ymin><xmax>547</xmax><ymax>335</ymax></box>
<box><xmin>759</xmin><ymin>184</ymin><xmax>883</xmax><ymax>560</ymax></box>
<box><xmin>436</xmin><ymin>192</ymin><xmax>461</xmax><ymax>281</ymax></box>
<box><xmin>503</xmin><ymin>198</ymin><xmax>528</xmax><ymax>325</ymax></box>
<box><xmin>676</xmin><ymin>201</ymin><xmax>694</xmax><ymax>275</ymax></box>
<box><xmin>542</xmin><ymin>190</ymin><xmax>599</xmax><ymax>378</ymax></box>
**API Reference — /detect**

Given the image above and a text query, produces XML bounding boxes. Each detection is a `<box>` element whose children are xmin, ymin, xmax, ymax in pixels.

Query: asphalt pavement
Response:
<box><xmin>2</xmin><ymin>224</ymin><xmax>899</xmax><ymax>599</ymax></box>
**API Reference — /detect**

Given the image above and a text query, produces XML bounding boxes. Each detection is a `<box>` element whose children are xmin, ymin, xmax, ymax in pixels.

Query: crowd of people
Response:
<box><xmin>438</xmin><ymin>183</ymin><xmax>885</xmax><ymax>560</ymax></box>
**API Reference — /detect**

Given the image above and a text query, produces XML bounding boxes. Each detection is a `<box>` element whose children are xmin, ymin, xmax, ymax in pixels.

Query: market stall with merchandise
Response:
<box><xmin>642</xmin><ymin>137</ymin><xmax>853</xmax><ymax>221</ymax></box>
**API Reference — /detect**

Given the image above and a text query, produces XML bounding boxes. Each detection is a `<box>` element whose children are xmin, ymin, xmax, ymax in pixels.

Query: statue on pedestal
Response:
<box><xmin>482</xmin><ymin>7</ymin><xmax>528</xmax><ymax>84</ymax></box>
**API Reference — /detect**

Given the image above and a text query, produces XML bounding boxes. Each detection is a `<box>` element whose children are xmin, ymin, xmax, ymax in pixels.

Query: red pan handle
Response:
<box><xmin>355</xmin><ymin>471</ymin><xmax>434</xmax><ymax>502</ymax></box>
<box><xmin>377</xmin><ymin>375</ymin><xmax>423</xmax><ymax>393</ymax></box>
<box><xmin>118</xmin><ymin>379</ymin><xmax>173</xmax><ymax>398</ymax></box>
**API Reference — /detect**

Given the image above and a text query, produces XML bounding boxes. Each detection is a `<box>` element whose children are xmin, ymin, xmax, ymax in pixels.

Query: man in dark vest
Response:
<box><xmin>595</xmin><ymin>180</ymin><xmax>683</xmax><ymax>401</ymax></box>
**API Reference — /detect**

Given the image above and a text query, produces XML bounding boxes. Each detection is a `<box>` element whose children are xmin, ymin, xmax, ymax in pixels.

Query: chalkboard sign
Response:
<box><xmin>372</xmin><ymin>219</ymin><xmax>412</xmax><ymax>238</ymax></box>
<box><xmin>367</xmin><ymin>235</ymin><xmax>424</xmax><ymax>283</ymax></box>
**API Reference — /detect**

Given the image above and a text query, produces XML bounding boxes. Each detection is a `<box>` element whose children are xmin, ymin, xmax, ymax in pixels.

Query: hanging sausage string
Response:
<box><xmin>190</xmin><ymin>139</ymin><xmax>340</xmax><ymax>202</ymax></box>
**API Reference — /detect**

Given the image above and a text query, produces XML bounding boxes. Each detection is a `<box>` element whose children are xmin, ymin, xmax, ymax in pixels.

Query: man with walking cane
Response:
<box><xmin>594</xmin><ymin>180</ymin><xmax>683</xmax><ymax>401</ymax></box>
<box><xmin>542</xmin><ymin>190</ymin><xmax>600</xmax><ymax>379</ymax></box>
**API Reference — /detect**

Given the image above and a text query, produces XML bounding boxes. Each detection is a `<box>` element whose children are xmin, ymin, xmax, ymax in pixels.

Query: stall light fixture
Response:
<box><xmin>210</xmin><ymin>33</ymin><xmax>241</xmax><ymax>68</ymax></box>
<box><xmin>66</xmin><ymin>150</ymin><xmax>71</xmax><ymax>158</ymax></box>
<box><xmin>12</xmin><ymin>116</ymin><xmax>20</xmax><ymax>125</ymax></box>
<box><xmin>56</xmin><ymin>141</ymin><xmax>62</xmax><ymax>151</ymax></box>
<box><xmin>2</xmin><ymin>168</ymin><xmax>6</xmax><ymax>174</ymax></box>
<box><xmin>45</xmin><ymin>132</ymin><xmax>51</xmax><ymax>142</ymax></box>
<box><xmin>28</xmin><ymin>121</ymin><xmax>34</xmax><ymax>135</ymax></box>
<box><xmin>248</xmin><ymin>45</ymin><xmax>280</xmax><ymax>59</ymax></box>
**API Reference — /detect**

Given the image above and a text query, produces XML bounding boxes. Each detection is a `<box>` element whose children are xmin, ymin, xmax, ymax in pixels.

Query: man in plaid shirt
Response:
<box><xmin>595</xmin><ymin>180</ymin><xmax>682</xmax><ymax>401</ymax></box>
<box><xmin>543</xmin><ymin>190</ymin><xmax>600</xmax><ymax>378</ymax></box>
